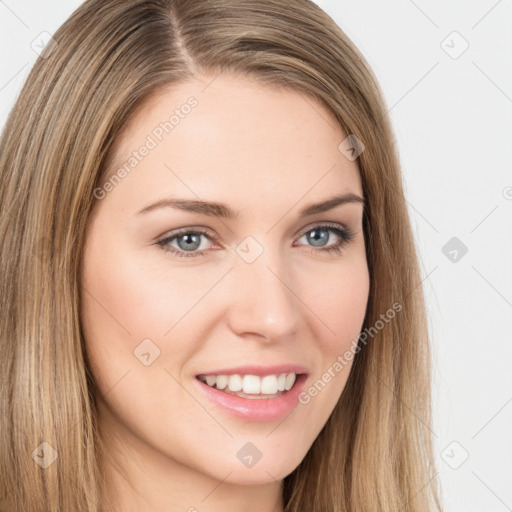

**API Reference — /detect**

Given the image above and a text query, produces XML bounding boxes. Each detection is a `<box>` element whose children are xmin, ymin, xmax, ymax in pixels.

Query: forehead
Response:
<box><xmin>101</xmin><ymin>74</ymin><xmax>363</xmax><ymax>213</ymax></box>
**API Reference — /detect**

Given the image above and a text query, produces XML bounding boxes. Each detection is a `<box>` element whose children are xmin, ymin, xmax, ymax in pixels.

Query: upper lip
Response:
<box><xmin>196</xmin><ymin>364</ymin><xmax>309</xmax><ymax>377</ymax></box>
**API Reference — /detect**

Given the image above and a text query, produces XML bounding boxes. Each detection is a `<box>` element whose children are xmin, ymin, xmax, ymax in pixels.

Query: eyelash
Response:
<box><xmin>156</xmin><ymin>223</ymin><xmax>354</xmax><ymax>259</ymax></box>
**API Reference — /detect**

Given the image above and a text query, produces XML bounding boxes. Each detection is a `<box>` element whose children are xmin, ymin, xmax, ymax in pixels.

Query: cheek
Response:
<box><xmin>290</xmin><ymin>263</ymin><xmax>369</xmax><ymax>446</ymax></box>
<box><xmin>308</xmin><ymin>256</ymin><xmax>370</xmax><ymax>349</ymax></box>
<box><xmin>84</xmin><ymin>244</ymin><xmax>231</xmax><ymax>336</ymax></box>
<box><xmin>80</xmin><ymin>239</ymin><xmax>222</xmax><ymax>394</ymax></box>
<box><xmin>81</xmin><ymin>243</ymin><xmax>188</xmax><ymax>342</ymax></box>
<box><xmin>79</xmin><ymin>234</ymin><xmax>166</xmax><ymax>395</ymax></box>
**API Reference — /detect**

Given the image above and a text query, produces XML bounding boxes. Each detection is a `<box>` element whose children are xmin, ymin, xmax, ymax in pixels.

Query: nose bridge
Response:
<box><xmin>227</xmin><ymin>234</ymin><xmax>299</xmax><ymax>339</ymax></box>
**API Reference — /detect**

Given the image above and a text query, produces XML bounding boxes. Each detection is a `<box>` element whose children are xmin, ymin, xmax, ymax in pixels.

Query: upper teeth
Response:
<box><xmin>199</xmin><ymin>373</ymin><xmax>297</xmax><ymax>395</ymax></box>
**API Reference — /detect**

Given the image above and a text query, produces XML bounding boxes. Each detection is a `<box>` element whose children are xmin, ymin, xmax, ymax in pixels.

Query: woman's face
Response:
<box><xmin>81</xmin><ymin>74</ymin><xmax>369</xmax><ymax>489</ymax></box>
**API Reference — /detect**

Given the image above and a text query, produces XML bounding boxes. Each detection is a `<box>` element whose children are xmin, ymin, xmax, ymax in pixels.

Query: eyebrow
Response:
<box><xmin>137</xmin><ymin>192</ymin><xmax>365</xmax><ymax>219</ymax></box>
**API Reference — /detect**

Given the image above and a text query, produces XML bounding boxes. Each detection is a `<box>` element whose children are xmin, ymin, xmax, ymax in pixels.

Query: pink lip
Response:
<box><xmin>195</xmin><ymin>364</ymin><xmax>309</xmax><ymax>377</ymax></box>
<box><xmin>194</xmin><ymin>373</ymin><xmax>308</xmax><ymax>422</ymax></box>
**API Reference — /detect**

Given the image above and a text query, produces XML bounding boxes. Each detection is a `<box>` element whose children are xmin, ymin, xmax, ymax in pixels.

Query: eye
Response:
<box><xmin>156</xmin><ymin>223</ymin><xmax>354</xmax><ymax>259</ymax></box>
<box><xmin>294</xmin><ymin>223</ymin><xmax>354</xmax><ymax>255</ymax></box>
<box><xmin>156</xmin><ymin>227</ymin><xmax>215</xmax><ymax>258</ymax></box>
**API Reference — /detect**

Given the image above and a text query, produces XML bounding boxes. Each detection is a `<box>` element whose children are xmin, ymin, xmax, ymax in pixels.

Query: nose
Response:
<box><xmin>225</xmin><ymin>241</ymin><xmax>300</xmax><ymax>342</ymax></box>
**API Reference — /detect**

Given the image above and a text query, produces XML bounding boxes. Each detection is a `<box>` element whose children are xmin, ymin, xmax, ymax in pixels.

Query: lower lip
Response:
<box><xmin>194</xmin><ymin>374</ymin><xmax>308</xmax><ymax>422</ymax></box>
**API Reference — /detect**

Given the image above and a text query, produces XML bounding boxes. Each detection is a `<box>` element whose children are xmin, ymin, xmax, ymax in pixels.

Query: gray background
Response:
<box><xmin>1</xmin><ymin>1</ymin><xmax>511</xmax><ymax>510</ymax></box>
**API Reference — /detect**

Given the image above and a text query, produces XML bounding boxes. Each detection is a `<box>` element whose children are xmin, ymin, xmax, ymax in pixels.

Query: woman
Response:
<box><xmin>0</xmin><ymin>0</ymin><xmax>443</xmax><ymax>511</ymax></box>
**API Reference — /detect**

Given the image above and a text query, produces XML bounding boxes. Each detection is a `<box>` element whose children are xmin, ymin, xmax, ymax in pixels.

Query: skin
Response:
<box><xmin>80</xmin><ymin>73</ymin><xmax>370</xmax><ymax>512</ymax></box>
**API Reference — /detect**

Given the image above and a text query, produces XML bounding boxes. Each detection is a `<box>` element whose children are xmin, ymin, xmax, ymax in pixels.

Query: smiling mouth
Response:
<box><xmin>196</xmin><ymin>372</ymin><xmax>302</xmax><ymax>399</ymax></box>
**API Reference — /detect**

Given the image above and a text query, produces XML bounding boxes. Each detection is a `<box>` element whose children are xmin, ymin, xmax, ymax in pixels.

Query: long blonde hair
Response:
<box><xmin>0</xmin><ymin>1</ymin><xmax>443</xmax><ymax>510</ymax></box>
